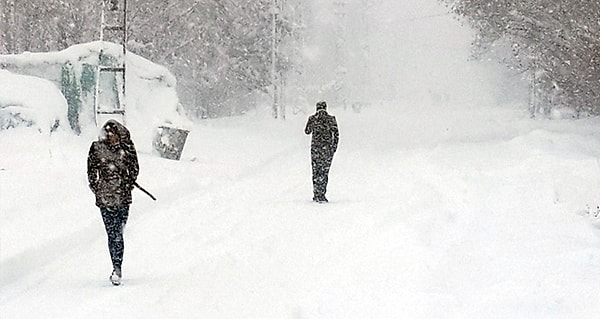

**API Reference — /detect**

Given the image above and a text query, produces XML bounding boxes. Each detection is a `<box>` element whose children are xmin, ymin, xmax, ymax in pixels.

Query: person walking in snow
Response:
<box><xmin>87</xmin><ymin>119</ymin><xmax>139</xmax><ymax>285</ymax></box>
<box><xmin>305</xmin><ymin>101</ymin><xmax>339</xmax><ymax>203</ymax></box>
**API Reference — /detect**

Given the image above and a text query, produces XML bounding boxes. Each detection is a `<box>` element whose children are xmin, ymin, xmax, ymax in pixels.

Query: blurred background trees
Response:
<box><xmin>7</xmin><ymin>1</ymin><xmax>598</xmax><ymax>118</ymax></box>
<box><xmin>0</xmin><ymin>0</ymin><xmax>301</xmax><ymax>119</ymax></box>
<box><xmin>442</xmin><ymin>0</ymin><xmax>600</xmax><ymax>117</ymax></box>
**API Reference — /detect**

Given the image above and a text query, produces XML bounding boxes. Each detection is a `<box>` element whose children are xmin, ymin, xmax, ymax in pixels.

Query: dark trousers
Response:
<box><xmin>100</xmin><ymin>206</ymin><xmax>129</xmax><ymax>271</ymax></box>
<box><xmin>311</xmin><ymin>153</ymin><xmax>333</xmax><ymax>199</ymax></box>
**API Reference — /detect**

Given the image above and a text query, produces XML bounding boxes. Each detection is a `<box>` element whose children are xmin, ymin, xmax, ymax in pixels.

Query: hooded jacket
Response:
<box><xmin>87</xmin><ymin>120</ymin><xmax>139</xmax><ymax>208</ymax></box>
<box><xmin>305</xmin><ymin>109</ymin><xmax>339</xmax><ymax>156</ymax></box>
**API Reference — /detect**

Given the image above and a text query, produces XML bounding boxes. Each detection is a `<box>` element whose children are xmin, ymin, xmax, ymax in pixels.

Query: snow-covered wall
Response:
<box><xmin>0</xmin><ymin>41</ymin><xmax>191</xmax><ymax>151</ymax></box>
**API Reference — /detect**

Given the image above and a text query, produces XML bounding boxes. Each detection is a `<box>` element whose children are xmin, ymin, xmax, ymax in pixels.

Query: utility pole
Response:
<box><xmin>287</xmin><ymin>0</ymin><xmax>307</xmax><ymax>115</ymax></box>
<box><xmin>271</xmin><ymin>0</ymin><xmax>288</xmax><ymax>120</ymax></box>
<box><xmin>333</xmin><ymin>1</ymin><xmax>347</xmax><ymax>109</ymax></box>
<box><xmin>271</xmin><ymin>0</ymin><xmax>281</xmax><ymax>119</ymax></box>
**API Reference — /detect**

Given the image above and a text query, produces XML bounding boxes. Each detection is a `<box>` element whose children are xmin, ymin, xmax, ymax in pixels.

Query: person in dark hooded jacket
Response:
<box><xmin>305</xmin><ymin>101</ymin><xmax>339</xmax><ymax>203</ymax></box>
<box><xmin>87</xmin><ymin>119</ymin><xmax>139</xmax><ymax>285</ymax></box>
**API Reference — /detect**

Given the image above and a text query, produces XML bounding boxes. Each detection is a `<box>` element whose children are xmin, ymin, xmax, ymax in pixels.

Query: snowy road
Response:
<box><xmin>3</xmin><ymin>102</ymin><xmax>600</xmax><ymax>318</ymax></box>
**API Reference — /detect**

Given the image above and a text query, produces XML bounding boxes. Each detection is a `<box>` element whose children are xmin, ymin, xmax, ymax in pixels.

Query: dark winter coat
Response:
<box><xmin>87</xmin><ymin>120</ymin><xmax>139</xmax><ymax>208</ymax></box>
<box><xmin>305</xmin><ymin>109</ymin><xmax>339</xmax><ymax>158</ymax></box>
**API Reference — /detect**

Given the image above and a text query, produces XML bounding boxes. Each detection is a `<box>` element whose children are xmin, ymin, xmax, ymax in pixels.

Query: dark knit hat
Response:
<box><xmin>316</xmin><ymin>101</ymin><xmax>327</xmax><ymax>110</ymax></box>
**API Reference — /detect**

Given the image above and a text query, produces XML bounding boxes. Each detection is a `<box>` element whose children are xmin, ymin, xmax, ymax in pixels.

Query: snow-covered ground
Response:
<box><xmin>3</xmin><ymin>1</ymin><xmax>600</xmax><ymax>318</ymax></box>
<box><xmin>3</xmin><ymin>100</ymin><xmax>600</xmax><ymax>318</ymax></box>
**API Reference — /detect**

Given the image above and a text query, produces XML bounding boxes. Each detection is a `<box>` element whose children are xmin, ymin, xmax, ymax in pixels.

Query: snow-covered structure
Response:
<box><xmin>0</xmin><ymin>41</ymin><xmax>190</xmax><ymax>151</ymax></box>
<box><xmin>0</xmin><ymin>70</ymin><xmax>68</xmax><ymax>132</ymax></box>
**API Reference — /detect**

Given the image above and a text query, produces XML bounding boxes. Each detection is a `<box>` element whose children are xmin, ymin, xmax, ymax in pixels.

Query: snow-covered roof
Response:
<box><xmin>0</xmin><ymin>41</ymin><xmax>177</xmax><ymax>87</ymax></box>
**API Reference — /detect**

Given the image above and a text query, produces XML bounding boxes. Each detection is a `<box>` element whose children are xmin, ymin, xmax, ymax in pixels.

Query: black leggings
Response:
<box><xmin>311</xmin><ymin>154</ymin><xmax>333</xmax><ymax>198</ymax></box>
<box><xmin>101</xmin><ymin>206</ymin><xmax>129</xmax><ymax>271</ymax></box>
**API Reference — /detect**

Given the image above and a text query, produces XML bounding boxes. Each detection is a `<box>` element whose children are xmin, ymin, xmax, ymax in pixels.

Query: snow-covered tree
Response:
<box><xmin>0</xmin><ymin>0</ymin><xmax>298</xmax><ymax>119</ymax></box>
<box><xmin>0</xmin><ymin>0</ymin><xmax>97</xmax><ymax>52</ymax></box>
<box><xmin>126</xmin><ymin>0</ymin><xmax>296</xmax><ymax>118</ymax></box>
<box><xmin>442</xmin><ymin>0</ymin><xmax>600</xmax><ymax>116</ymax></box>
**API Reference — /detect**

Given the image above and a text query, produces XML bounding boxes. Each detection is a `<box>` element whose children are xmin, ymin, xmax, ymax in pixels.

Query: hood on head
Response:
<box><xmin>100</xmin><ymin>119</ymin><xmax>130</xmax><ymax>142</ymax></box>
<box><xmin>316</xmin><ymin>101</ymin><xmax>327</xmax><ymax>111</ymax></box>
